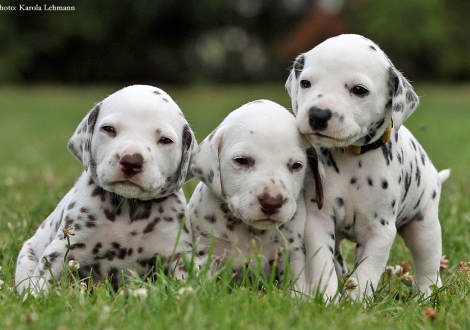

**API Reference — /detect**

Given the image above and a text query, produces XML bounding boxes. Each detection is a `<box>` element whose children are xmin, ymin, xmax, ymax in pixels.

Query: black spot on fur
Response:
<box><xmin>293</xmin><ymin>54</ymin><xmax>305</xmax><ymax>79</ymax></box>
<box><xmin>70</xmin><ymin>243</ymin><xmax>86</xmax><ymax>250</ymax></box>
<box><xmin>47</xmin><ymin>252</ymin><xmax>60</xmax><ymax>265</ymax></box>
<box><xmin>328</xmin><ymin>246</ymin><xmax>334</xmax><ymax>255</ymax></box>
<box><xmin>87</xmin><ymin>104</ymin><xmax>100</xmax><ymax>134</ymax></box>
<box><xmin>143</xmin><ymin>218</ymin><xmax>160</xmax><ymax>234</ymax></box>
<box><xmin>320</xmin><ymin>148</ymin><xmax>340</xmax><ymax>174</ymax></box>
<box><xmin>92</xmin><ymin>243</ymin><xmax>102</xmax><ymax>254</ymax></box>
<box><xmin>330</xmin><ymin>214</ymin><xmax>337</xmax><ymax>225</ymax></box>
<box><xmin>382</xmin><ymin>141</ymin><xmax>393</xmax><ymax>166</ymax></box>
<box><xmin>402</xmin><ymin>171</ymin><xmax>412</xmax><ymax>203</ymax></box>
<box><xmin>64</xmin><ymin>215</ymin><xmax>75</xmax><ymax>228</ymax></box>
<box><xmin>117</xmin><ymin>248</ymin><xmax>128</xmax><ymax>259</ymax></box>
<box><xmin>204</xmin><ymin>214</ymin><xmax>217</xmax><ymax>223</ymax></box>
<box><xmin>335</xmin><ymin>197</ymin><xmax>344</xmax><ymax>207</ymax></box>
<box><xmin>393</xmin><ymin>102</ymin><xmax>404</xmax><ymax>112</ymax></box>
<box><xmin>91</xmin><ymin>186</ymin><xmax>107</xmax><ymax>202</ymax></box>
<box><xmin>419</xmin><ymin>147</ymin><xmax>427</xmax><ymax>166</ymax></box>
<box><xmin>381</xmin><ymin>179</ymin><xmax>388</xmax><ymax>189</ymax></box>
<box><xmin>104</xmin><ymin>209</ymin><xmax>116</xmax><ymax>222</ymax></box>
<box><xmin>129</xmin><ymin>202</ymin><xmax>152</xmax><ymax>222</ymax></box>
<box><xmin>207</xmin><ymin>170</ymin><xmax>214</xmax><ymax>183</ymax></box>
<box><xmin>413</xmin><ymin>190</ymin><xmax>425</xmax><ymax>210</ymax></box>
<box><xmin>406</xmin><ymin>90</ymin><xmax>418</xmax><ymax>104</ymax></box>
<box><xmin>85</xmin><ymin>221</ymin><xmax>96</xmax><ymax>228</ymax></box>
<box><xmin>415</xmin><ymin>159</ymin><xmax>421</xmax><ymax>187</ymax></box>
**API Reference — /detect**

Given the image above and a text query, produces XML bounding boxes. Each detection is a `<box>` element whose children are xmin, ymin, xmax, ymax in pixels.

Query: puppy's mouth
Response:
<box><xmin>305</xmin><ymin>132</ymin><xmax>359</xmax><ymax>147</ymax></box>
<box><xmin>245</xmin><ymin>219</ymin><xmax>283</xmax><ymax>230</ymax></box>
<box><xmin>106</xmin><ymin>180</ymin><xmax>157</xmax><ymax>199</ymax></box>
<box><xmin>114</xmin><ymin>180</ymin><xmax>144</xmax><ymax>189</ymax></box>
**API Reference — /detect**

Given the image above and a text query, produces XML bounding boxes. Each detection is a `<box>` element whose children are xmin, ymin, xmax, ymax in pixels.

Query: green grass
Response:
<box><xmin>1</xmin><ymin>83</ymin><xmax>470</xmax><ymax>329</ymax></box>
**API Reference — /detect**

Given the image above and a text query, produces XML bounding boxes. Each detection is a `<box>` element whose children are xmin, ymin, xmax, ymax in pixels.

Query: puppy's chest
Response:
<box><xmin>64</xmin><ymin>195</ymin><xmax>185</xmax><ymax>264</ymax></box>
<box><xmin>206</xmin><ymin>213</ymin><xmax>304</xmax><ymax>258</ymax></box>
<box><xmin>320</xmin><ymin>149</ymin><xmax>400</xmax><ymax>238</ymax></box>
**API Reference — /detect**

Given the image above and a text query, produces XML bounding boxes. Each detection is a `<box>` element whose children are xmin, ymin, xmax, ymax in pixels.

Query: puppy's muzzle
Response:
<box><xmin>258</xmin><ymin>193</ymin><xmax>284</xmax><ymax>216</ymax></box>
<box><xmin>120</xmin><ymin>153</ymin><xmax>144</xmax><ymax>176</ymax></box>
<box><xmin>309</xmin><ymin>106</ymin><xmax>332</xmax><ymax>131</ymax></box>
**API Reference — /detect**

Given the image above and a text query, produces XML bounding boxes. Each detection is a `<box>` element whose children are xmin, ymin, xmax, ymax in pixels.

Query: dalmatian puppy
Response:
<box><xmin>286</xmin><ymin>34</ymin><xmax>449</xmax><ymax>301</ymax></box>
<box><xmin>188</xmin><ymin>100</ymin><xmax>324</xmax><ymax>295</ymax></box>
<box><xmin>15</xmin><ymin>85</ymin><xmax>196</xmax><ymax>295</ymax></box>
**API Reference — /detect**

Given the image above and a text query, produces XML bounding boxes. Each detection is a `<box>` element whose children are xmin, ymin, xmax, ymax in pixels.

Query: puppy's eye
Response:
<box><xmin>159</xmin><ymin>137</ymin><xmax>173</xmax><ymax>145</ymax></box>
<box><xmin>351</xmin><ymin>85</ymin><xmax>369</xmax><ymax>97</ymax></box>
<box><xmin>300</xmin><ymin>80</ymin><xmax>311</xmax><ymax>89</ymax></box>
<box><xmin>291</xmin><ymin>162</ymin><xmax>303</xmax><ymax>171</ymax></box>
<box><xmin>101</xmin><ymin>126</ymin><xmax>116</xmax><ymax>135</ymax></box>
<box><xmin>234</xmin><ymin>157</ymin><xmax>254</xmax><ymax>167</ymax></box>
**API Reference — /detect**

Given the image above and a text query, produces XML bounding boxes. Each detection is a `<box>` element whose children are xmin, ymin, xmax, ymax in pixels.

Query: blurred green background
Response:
<box><xmin>0</xmin><ymin>0</ymin><xmax>469</xmax><ymax>85</ymax></box>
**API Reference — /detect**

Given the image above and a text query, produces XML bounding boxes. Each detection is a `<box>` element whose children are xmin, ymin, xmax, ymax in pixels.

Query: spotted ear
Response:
<box><xmin>67</xmin><ymin>103</ymin><xmax>101</xmax><ymax>171</ymax></box>
<box><xmin>387</xmin><ymin>66</ymin><xmax>419</xmax><ymax>130</ymax></box>
<box><xmin>285</xmin><ymin>53</ymin><xmax>305</xmax><ymax>114</ymax></box>
<box><xmin>189</xmin><ymin>126</ymin><xmax>224</xmax><ymax>197</ymax></box>
<box><xmin>175</xmin><ymin>124</ymin><xmax>197</xmax><ymax>189</ymax></box>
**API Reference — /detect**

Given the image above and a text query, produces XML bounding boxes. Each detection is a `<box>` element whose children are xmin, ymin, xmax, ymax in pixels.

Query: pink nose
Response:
<box><xmin>258</xmin><ymin>194</ymin><xmax>284</xmax><ymax>216</ymax></box>
<box><xmin>120</xmin><ymin>153</ymin><xmax>143</xmax><ymax>176</ymax></box>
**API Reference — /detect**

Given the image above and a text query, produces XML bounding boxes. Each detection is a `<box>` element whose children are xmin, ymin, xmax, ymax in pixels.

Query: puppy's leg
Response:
<box><xmin>15</xmin><ymin>239</ymin><xmax>39</xmax><ymax>294</ymax></box>
<box><xmin>334</xmin><ymin>239</ymin><xmax>348</xmax><ymax>278</ymax></box>
<box><xmin>289</xmin><ymin>249</ymin><xmax>308</xmax><ymax>296</ymax></box>
<box><xmin>399</xmin><ymin>203</ymin><xmax>442</xmax><ymax>299</ymax></box>
<box><xmin>349</xmin><ymin>220</ymin><xmax>396</xmax><ymax>301</ymax></box>
<box><xmin>304</xmin><ymin>209</ymin><xmax>338</xmax><ymax>302</ymax></box>
<box><xmin>29</xmin><ymin>238</ymin><xmax>69</xmax><ymax>296</ymax></box>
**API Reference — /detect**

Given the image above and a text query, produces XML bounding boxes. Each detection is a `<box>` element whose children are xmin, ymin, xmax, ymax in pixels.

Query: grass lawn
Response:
<box><xmin>0</xmin><ymin>83</ymin><xmax>469</xmax><ymax>329</ymax></box>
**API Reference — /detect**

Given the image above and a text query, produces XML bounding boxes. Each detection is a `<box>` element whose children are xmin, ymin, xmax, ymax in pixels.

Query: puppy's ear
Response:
<box><xmin>387</xmin><ymin>65</ymin><xmax>419</xmax><ymax>129</ymax></box>
<box><xmin>285</xmin><ymin>53</ymin><xmax>305</xmax><ymax>114</ymax></box>
<box><xmin>67</xmin><ymin>103</ymin><xmax>101</xmax><ymax>171</ymax></box>
<box><xmin>189</xmin><ymin>126</ymin><xmax>224</xmax><ymax>197</ymax></box>
<box><xmin>175</xmin><ymin>124</ymin><xmax>197</xmax><ymax>189</ymax></box>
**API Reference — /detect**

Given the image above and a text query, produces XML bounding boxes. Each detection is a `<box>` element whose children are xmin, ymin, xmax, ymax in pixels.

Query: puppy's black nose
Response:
<box><xmin>309</xmin><ymin>106</ymin><xmax>332</xmax><ymax>131</ymax></box>
<box><xmin>258</xmin><ymin>194</ymin><xmax>284</xmax><ymax>216</ymax></box>
<box><xmin>120</xmin><ymin>153</ymin><xmax>144</xmax><ymax>176</ymax></box>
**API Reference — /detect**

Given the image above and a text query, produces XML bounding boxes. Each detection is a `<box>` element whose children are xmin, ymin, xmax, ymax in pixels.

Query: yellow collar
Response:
<box><xmin>343</xmin><ymin>120</ymin><xmax>393</xmax><ymax>155</ymax></box>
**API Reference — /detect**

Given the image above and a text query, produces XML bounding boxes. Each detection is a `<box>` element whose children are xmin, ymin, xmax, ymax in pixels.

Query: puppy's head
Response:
<box><xmin>68</xmin><ymin>85</ymin><xmax>196</xmax><ymax>200</ymax></box>
<box><xmin>286</xmin><ymin>34</ymin><xmax>419</xmax><ymax>148</ymax></box>
<box><xmin>190</xmin><ymin>100</ymin><xmax>309</xmax><ymax>230</ymax></box>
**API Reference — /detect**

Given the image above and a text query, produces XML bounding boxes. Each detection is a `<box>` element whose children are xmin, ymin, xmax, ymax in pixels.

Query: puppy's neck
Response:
<box><xmin>343</xmin><ymin>120</ymin><xmax>393</xmax><ymax>155</ymax></box>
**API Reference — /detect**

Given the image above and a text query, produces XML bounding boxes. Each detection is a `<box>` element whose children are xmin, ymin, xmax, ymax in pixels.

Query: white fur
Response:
<box><xmin>15</xmin><ymin>85</ymin><xmax>196</xmax><ymax>295</ymax></box>
<box><xmin>189</xmin><ymin>100</ymin><xmax>323</xmax><ymax>296</ymax></box>
<box><xmin>286</xmin><ymin>34</ymin><xmax>449</xmax><ymax>301</ymax></box>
